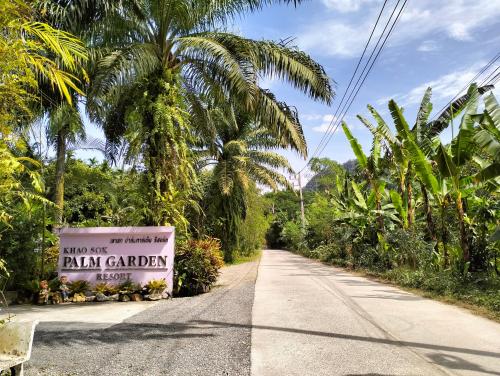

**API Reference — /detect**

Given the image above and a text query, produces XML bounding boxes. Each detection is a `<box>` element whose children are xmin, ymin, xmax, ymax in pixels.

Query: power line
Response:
<box><xmin>488</xmin><ymin>70</ymin><xmax>500</xmax><ymax>86</ymax></box>
<box><xmin>305</xmin><ymin>0</ymin><xmax>390</xmax><ymax>165</ymax></box>
<box><xmin>300</xmin><ymin>0</ymin><xmax>408</xmax><ymax>171</ymax></box>
<box><xmin>430</xmin><ymin>52</ymin><xmax>500</xmax><ymax>121</ymax></box>
<box><xmin>479</xmin><ymin>65</ymin><xmax>500</xmax><ymax>87</ymax></box>
<box><xmin>314</xmin><ymin>0</ymin><xmax>408</xmax><ymax>160</ymax></box>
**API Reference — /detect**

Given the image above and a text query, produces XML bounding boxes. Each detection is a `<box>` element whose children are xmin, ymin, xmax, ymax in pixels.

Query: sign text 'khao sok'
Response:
<box><xmin>57</xmin><ymin>226</ymin><xmax>175</xmax><ymax>293</ymax></box>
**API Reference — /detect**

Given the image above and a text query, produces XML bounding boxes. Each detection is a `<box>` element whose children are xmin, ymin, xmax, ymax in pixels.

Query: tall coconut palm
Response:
<box><xmin>197</xmin><ymin>103</ymin><xmax>295</xmax><ymax>261</ymax></box>
<box><xmin>87</xmin><ymin>0</ymin><xmax>334</xmax><ymax>225</ymax></box>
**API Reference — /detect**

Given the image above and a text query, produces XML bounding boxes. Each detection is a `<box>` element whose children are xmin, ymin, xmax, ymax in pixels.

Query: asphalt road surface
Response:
<box><xmin>26</xmin><ymin>261</ymin><xmax>258</xmax><ymax>376</ymax></box>
<box><xmin>26</xmin><ymin>250</ymin><xmax>500</xmax><ymax>375</ymax></box>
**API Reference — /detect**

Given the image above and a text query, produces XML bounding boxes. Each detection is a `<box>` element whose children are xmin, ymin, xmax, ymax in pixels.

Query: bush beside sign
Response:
<box><xmin>57</xmin><ymin>226</ymin><xmax>175</xmax><ymax>294</ymax></box>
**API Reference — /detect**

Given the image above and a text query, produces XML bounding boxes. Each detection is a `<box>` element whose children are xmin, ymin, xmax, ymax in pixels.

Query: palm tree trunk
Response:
<box><xmin>420</xmin><ymin>182</ymin><xmax>436</xmax><ymax>241</ymax></box>
<box><xmin>406</xmin><ymin>168</ymin><xmax>414</xmax><ymax>227</ymax></box>
<box><xmin>441</xmin><ymin>204</ymin><xmax>448</xmax><ymax>267</ymax></box>
<box><xmin>54</xmin><ymin>128</ymin><xmax>67</xmax><ymax>225</ymax></box>
<box><xmin>456</xmin><ymin>191</ymin><xmax>470</xmax><ymax>262</ymax></box>
<box><xmin>375</xmin><ymin>188</ymin><xmax>384</xmax><ymax>233</ymax></box>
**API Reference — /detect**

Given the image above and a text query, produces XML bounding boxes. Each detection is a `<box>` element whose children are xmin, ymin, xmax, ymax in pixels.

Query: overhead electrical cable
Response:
<box><xmin>304</xmin><ymin>0</ymin><xmax>390</xmax><ymax>166</ymax></box>
<box><xmin>429</xmin><ymin>52</ymin><xmax>500</xmax><ymax>121</ymax></box>
<box><xmin>311</xmin><ymin>0</ymin><xmax>408</xmax><ymax>162</ymax></box>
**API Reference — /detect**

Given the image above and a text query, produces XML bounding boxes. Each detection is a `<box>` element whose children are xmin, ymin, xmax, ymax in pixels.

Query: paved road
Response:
<box><xmin>252</xmin><ymin>250</ymin><xmax>500</xmax><ymax>376</ymax></box>
<box><xmin>25</xmin><ymin>250</ymin><xmax>500</xmax><ymax>375</ymax></box>
<box><xmin>26</xmin><ymin>260</ymin><xmax>258</xmax><ymax>376</ymax></box>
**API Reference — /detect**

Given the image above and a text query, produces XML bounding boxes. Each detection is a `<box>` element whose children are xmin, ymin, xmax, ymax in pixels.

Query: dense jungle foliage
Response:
<box><xmin>267</xmin><ymin>85</ymin><xmax>500</xmax><ymax>318</ymax></box>
<box><xmin>0</xmin><ymin>0</ymin><xmax>332</xmax><ymax>295</ymax></box>
<box><xmin>0</xmin><ymin>1</ymin><xmax>498</xmax><ymax>312</ymax></box>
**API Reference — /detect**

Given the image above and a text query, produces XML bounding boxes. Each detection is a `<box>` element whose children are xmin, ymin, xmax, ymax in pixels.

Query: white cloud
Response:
<box><xmin>301</xmin><ymin>113</ymin><xmax>324</xmax><ymax>121</ymax></box>
<box><xmin>309</xmin><ymin>114</ymin><xmax>359</xmax><ymax>132</ymax></box>
<box><xmin>298</xmin><ymin>0</ymin><xmax>500</xmax><ymax>58</ymax></box>
<box><xmin>321</xmin><ymin>0</ymin><xmax>377</xmax><ymax>13</ymax></box>
<box><xmin>312</xmin><ymin>114</ymin><xmax>337</xmax><ymax>132</ymax></box>
<box><xmin>417</xmin><ymin>40</ymin><xmax>438</xmax><ymax>52</ymax></box>
<box><xmin>258</xmin><ymin>75</ymin><xmax>277</xmax><ymax>89</ymax></box>
<box><xmin>394</xmin><ymin>62</ymin><xmax>492</xmax><ymax>108</ymax></box>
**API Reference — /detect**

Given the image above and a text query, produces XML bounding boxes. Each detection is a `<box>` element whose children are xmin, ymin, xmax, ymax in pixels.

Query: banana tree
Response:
<box><xmin>422</xmin><ymin>86</ymin><xmax>499</xmax><ymax>263</ymax></box>
<box><xmin>402</xmin><ymin>128</ymin><xmax>452</xmax><ymax>264</ymax></box>
<box><xmin>342</xmin><ymin>122</ymin><xmax>386</xmax><ymax>232</ymax></box>
<box><xmin>357</xmin><ymin>103</ymin><xmax>411</xmax><ymax>228</ymax></box>
<box><xmin>472</xmin><ymin>92</ymin><xmax>500</xmax><ymax>185</ymax></box>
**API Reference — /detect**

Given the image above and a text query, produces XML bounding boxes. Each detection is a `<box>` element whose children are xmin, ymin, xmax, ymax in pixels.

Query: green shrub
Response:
<box><xmin>280</xmin><ymin>220</ymin><xmax>307</xmax><ymax>252</ymax></box>
<box><xmin>311</xmin><ymin>243</ymin><xmax>347</xmax><ymax>264</ymax></box>
<box><xmin>118</xmin><ymin>279</ymin><xmax>141</xmax><ymax>293</ymax></box>
<box><xmin>174</xmin><ymin>237</ymin><xmax>224</xmax><ymax>296</ymax></box>
<box><xmin>93</xmin><ymin>282</ymin><xmax>119</xmax><ymax>295</ymax></box>
<box><xmin>69</xmin><ymin>280</ymin><xmax>90</xmax><ymax>295</ymax></box>
<box><xmin>145</xmin><ymin>278</ymin><xmax>167</xmax><ymax>293</ymax></box>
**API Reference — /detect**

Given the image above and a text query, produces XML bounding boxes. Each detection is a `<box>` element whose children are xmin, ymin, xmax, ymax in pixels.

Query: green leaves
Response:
<box><xmin>405</xmin><ymin>137</ymin><xmax>439</xmax><ymax>195</ymax></box>
<box><xmin>388</xmin><ymin>100</ymin><xmax>410</xmax><ymax>139</ymax></box>
<box><xmin>390</xmin><ymin>190</ymin><xmax>408</xmax><ymax>228</ymax></box>
<box><xmin>342</xmin><ymin>122</ymin><xmax>368</xmax><ymax>169</ymax></box>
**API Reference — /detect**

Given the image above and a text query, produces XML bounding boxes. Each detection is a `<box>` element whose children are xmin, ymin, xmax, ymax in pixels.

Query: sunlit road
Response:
<box><xmin>251</xmin><ymin>249</ymin><xmax>500</xmax><ymax>376</ymax></box>
<box><xmin>25</xmin><ymin>250</ymin><xmax>500</xmax><ymax>375</ymax></box>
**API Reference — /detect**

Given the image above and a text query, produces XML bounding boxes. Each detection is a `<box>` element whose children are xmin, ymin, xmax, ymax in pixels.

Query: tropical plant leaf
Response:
<box><xmin>388</xmin><ymin>100</ymin><xmax>410</xmax><ymax>139</ymax></box>
<box><xmin>427</xmin><ymin>83</ymin><xmax>491</xmax><ymax>138</ymax></box>
<box><xmin>474</xmin><ymin>162</ymin><xmax>500</xmax><ymax>183</ymax></box>
<box><xmin>351</xmin><ymin>181</ymin><xmax>367</xmax><ymax>210</ymax></box>
<box><xmin>342</xmin><ymin>122</ymin><xmax>367</xmax><ymax>169</ymax></box>
<box><xmin>435</xmin><ymin>143</ymin><xmax>458</xmax><ymax>181</ymax></box>
<box><xmin>405</xmin><ymin>138</ymin><xmax>439</xmax><ymax>195</ymax></box>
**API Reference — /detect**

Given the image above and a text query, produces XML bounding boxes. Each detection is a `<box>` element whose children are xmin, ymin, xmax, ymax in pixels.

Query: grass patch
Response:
<box><xmin>228</xmin><ymin>249</ymin><xmax>262</xmax><ymax>265</ymax></box>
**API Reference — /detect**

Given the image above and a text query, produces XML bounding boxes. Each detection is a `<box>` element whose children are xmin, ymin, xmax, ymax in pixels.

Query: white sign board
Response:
<box><xmin>57</xmin><ymin>226</ymin><xmax>175</xmax><ymax>294</ymax></box>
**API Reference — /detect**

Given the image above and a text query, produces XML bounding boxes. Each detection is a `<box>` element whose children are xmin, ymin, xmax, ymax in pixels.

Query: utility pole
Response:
<box><xmin>297</xmin><ymin>172</ymin><xmax>305</xmax><ymax>230</ymax></box>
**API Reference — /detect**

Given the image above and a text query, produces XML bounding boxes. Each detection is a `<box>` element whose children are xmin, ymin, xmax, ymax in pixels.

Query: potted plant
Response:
<box><xmin>117</xmin><ymin>280</ymin><xmax>141</xmax><ymax>302</ymax></box>
<box><xmin>145</xmin><ymin>279</ymin><xmax>167</xmax><ymax>301</ymax></box>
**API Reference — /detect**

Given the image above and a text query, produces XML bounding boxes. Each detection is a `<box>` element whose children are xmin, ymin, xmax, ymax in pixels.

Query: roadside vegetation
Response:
<box><xmin>0</xmin><ymin>0</ymin><xmax>331</xmax><ymax>297</ymax></box>
<box><xmin>0</xmin><ymin>1</ymin><xmax>498</xmax><ymax>314</ymax></box>
<box><xmin>267</xmin><ymin>85</ymin><xmax>500</xmax><ymax>319</ymax></box>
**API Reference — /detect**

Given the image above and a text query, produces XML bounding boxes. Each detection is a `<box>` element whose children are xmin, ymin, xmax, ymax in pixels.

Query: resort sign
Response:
<box><xmin>57</xmin><ymin>226</ymin><xmax>175</xmax><ymax>293</ymax></box>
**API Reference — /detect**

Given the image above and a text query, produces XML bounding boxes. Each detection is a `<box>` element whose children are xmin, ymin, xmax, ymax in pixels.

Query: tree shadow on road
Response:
<box><xmin>33</xmin><ymin>322</ymin><xmax>216</xmax><ymax>347</ymax></box>
<box><xmin>193</xmin><ymin>320</ymin><xmax>500</xmax><ymax>375</ymax></box>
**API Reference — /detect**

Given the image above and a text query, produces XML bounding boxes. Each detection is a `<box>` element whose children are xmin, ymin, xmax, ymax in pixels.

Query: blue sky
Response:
<box><xmin>78</xmin><ymin>0</ymin><xmax>500</xmax><ymax>180</ymax></box>
<box><xmin>234</xmin><ymin>0</ymin><xmax>500</xmax><ymax>178</ymax></box>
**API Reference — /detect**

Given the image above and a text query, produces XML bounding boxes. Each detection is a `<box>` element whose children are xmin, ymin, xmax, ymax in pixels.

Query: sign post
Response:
<box><xmin>57</xmin><ymin>226</ymin><xmax>175</xmax><ymax>294</ymax></box>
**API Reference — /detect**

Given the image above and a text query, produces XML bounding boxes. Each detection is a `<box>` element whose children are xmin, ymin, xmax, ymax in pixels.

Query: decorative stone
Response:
<box><xmin>119</xmin><ymin>294</ymin><xmax>130</xmax><ymax>302</ymax></box>
<box><xmin>95</xmin><ymin>292</ymin><xmax>108</xmax><ymax>302</ymax></box>
<box><xmin>130</xmin><ymin>293</ymin><xmax>143</xmax><ymax>302</ymax></box>
<box><xmin>147</xmin><ymin>293</ymin><xmax>161</xmax><ymax>301</ymax></box>
<box><xmin>86</xmin><ymin>295</ymin><xmax>96</xmax><ymax>302</ymax></box>
<box><xmin>109</xmin><ymin>293</ymin><xmax>119</xmax><ymax>301</ymax></box>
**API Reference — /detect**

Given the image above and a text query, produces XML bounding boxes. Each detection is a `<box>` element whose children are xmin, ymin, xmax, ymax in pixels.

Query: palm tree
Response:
<box><xmin>45</xmin><ymin>101</ymin><xmax>87</xmax><ymax>223</ymax></box>
<box><xmin>1</xmin><ymin>0</ymin><xmax>89</xmax><ymax>225</ymax></box>
<box><xmin>87</xmin><ymin>0</ymin><xmax>334</xmax><ymax>225</ymax></box>
<box><xmin>197</xmin><ymin>104</ymin><xmax>295</xmax><ymax>261</ymax></box>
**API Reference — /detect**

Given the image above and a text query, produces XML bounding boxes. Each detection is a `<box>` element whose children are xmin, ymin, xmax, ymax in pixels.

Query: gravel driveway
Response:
<box><xmin>26</xmin><ymin>260</ymin><xmax>258</xmax><ymax>376</ymax></box>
